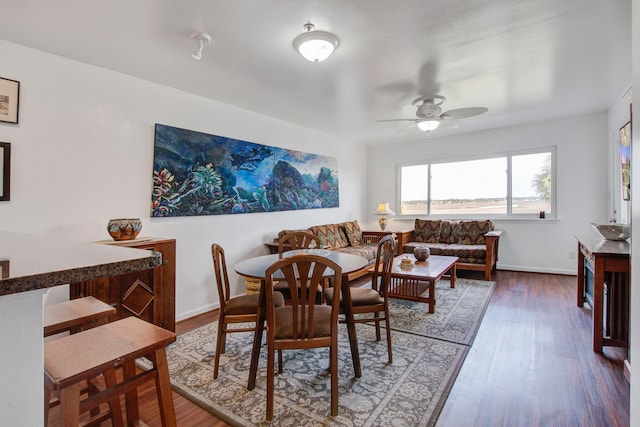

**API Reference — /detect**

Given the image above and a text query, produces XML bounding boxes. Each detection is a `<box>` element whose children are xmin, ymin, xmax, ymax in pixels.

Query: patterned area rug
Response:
<box><xmin>142</xmin><ymin>278</ymin><xmax>495</xmax><ymax>426</ymax></box>
<box><xmin>385</xmin><ymin>278</ymin><xmax>495</xmax><ymax>345</ymax></box>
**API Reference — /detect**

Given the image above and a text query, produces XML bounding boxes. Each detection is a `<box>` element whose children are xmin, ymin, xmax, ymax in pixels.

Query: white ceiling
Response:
<box><xmin>0</xmin><ymin>0</ymin><xmax>632</xmax><ymax>145</ymax></box>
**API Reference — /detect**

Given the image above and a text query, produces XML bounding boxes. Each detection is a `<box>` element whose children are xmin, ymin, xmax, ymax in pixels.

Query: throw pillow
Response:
<box><xmin>413</xmin><ymin>219</ymin><xmax>441</xmax><ymax>243</ymax></box>
<box><xmin>341</xmin><ymin>220</ymin><xmax>363</xmax><ymax>246</ymax></box>
<box><xmin>309</xmin><ymin>224</ymin><xmax>349</xmax><ymax>249</ymax></box>
<box><xmin>457</xmin><ymin>220</ymin><xmax>494</xmax><ymax>245</ymax></box>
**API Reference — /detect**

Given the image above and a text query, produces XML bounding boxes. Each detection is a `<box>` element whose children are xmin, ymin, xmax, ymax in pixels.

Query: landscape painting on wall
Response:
<box><xmin>151</xmin><ymin>124</ymin><xmax>339</xmax><ymax>217</ymax></box>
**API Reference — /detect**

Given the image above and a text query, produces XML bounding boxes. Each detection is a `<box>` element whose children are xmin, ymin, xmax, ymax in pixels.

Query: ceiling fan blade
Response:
<box><xmin>438</xmin><ymin>118</ymin><xmax>461</xmax><ymax>129</ymax></box>
<box><xmin>441</xmin><ymin>107</ymin><xmax>488</xmax><ymax>119</ymax></box>
<box><xmin>376</xmin><ymin>118</ymin><xmax>417</xmax><ymax>122</ymax></box>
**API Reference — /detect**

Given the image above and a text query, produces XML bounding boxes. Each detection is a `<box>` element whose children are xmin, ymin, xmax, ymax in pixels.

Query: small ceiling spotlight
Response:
<box><xmin>293</xmin><ymin>22</ymin><xmax>339</xmax><ymax>62</ymax></box>
<box><xmin>191</xmin><ymin>32</ymin><xmax>211</xmax><ymax>60</ymax></box>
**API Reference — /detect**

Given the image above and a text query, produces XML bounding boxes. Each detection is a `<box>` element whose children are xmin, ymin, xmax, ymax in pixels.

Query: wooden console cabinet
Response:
<box><xmin>70</xmin><ymin>237</ymin><xmax>176</xmax><ymax>332</ymax></box>
<box><xmin>576</xmin><ymin>235</ymin><xmax>629</xmax><ymax>353</ymax></box>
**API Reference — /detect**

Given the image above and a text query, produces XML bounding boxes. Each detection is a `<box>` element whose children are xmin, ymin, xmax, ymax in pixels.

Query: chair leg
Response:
<box><xmin>278</xmin><ymin>349</ymin><xmax>283</xmax><ymax>374</ymax></box>
<box><xmin>330</xmin><ymin>340</ymin><xmax>338</xmax><ymax>416</ymax></box>
<box><xmin>384</xmin><ymin>313</ymin><xmax>393</xmax><ymax>364</ymax></box>
<box><xmin>213</xmin><ymin>317</ymin><xmax>225</xmax><ymax>379</ymax></box>
<box><xmin>374</xmin><ymin>312</ymin><xmax>381</xmax><ymax>341</ymax></box>
<box><xmin>266</xmin><ymin>346</ymin><xmax>275</xmax><ymax>421</ymax></box>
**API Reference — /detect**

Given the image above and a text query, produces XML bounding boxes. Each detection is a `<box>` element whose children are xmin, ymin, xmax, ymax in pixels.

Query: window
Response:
<box><xmin>398</xmin><ymin>148</ymin><xmax>555</xmax><ymax>218</ymax></box>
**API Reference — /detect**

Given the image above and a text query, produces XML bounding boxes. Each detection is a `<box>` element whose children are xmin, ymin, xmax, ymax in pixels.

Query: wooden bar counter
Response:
<box><xmin>0</xmin><ymin>231</ymin><xmax>162</xmax><ymax>426</ymax></box>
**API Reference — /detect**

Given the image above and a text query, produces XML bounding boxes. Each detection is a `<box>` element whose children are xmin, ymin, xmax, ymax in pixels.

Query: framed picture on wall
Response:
<box><xmin>0</xmin><ymin>142</ymin><xmax>10</xmax><ymax>201</ymax></box>
<box><xmin>620</xmin><ymin>120</ymin><xmax>631</xmax><ymax>201</ymax></box>
<box><xmin>0</xmin><ymin>77</ymin><xmax>20</xmax><ymax>124</ymax></box>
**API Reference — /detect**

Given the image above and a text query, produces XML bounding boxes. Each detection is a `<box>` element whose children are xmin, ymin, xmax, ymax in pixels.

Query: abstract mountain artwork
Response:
<box><xmin>151</xmin><ymin>124</ymin><xmax>339</xmax><ymax>217</ymax></box>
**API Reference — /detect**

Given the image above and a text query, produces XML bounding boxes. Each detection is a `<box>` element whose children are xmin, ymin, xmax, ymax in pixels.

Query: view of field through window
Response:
<box><xmin>400</xmin><ymin>152</ymin><xmax>552</xmax><ymax>216</ymax></box>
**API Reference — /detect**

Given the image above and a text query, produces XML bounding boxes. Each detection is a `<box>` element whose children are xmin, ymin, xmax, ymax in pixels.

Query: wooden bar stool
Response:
<box><xmin>44</xmin><ymin>296</ymin><xmax>119</xmax><ymax>425</ymax></box>
<box><xmin>44</xmin><ymin>316</ymin><xmax>177</xmax><ymax>427</ymax></box>
<box><xmin>44</xmin><ymin>296</ymin><xmax>116</xmax><ymax>337</ymax></box>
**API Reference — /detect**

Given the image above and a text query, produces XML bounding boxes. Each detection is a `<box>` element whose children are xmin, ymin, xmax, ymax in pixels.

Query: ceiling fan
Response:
<box><xmin>377</xmin><ymin>95</ymin><xmax>488</xmax><ymax>133</ymax></box>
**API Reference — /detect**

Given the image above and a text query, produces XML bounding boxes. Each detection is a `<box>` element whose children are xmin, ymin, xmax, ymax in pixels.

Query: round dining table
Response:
<box><xmin>235</xmin><ymin>251</ymin><xmax>368</xmax><ymax>383</ymax></box>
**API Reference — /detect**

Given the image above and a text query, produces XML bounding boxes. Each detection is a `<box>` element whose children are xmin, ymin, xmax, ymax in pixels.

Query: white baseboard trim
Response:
<box><xmin>497</xmin><ymin>264</ymin><xmax>576</xmax><ymax>276</ymax></box>
<box><xmin>176</xmin><ymin>302</ymin><xmax>220</xmax><ymax>322</ymax></box>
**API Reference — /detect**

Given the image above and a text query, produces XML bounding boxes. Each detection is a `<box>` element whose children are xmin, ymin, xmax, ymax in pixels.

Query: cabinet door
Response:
<box><xmin>120</xmin><ymin>268</ymin><xmax>155</xmax><ymax>324</ymax></box>
<box><xmin>71</xmin><ymin>277</ymin><xmax>121</xmax><ymax>323</ymax></box>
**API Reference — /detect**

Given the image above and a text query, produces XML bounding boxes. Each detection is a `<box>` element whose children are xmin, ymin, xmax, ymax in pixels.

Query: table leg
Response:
<box><xmin>450</xmin><ymin>263</ymin><xmax>457</xmax><ymax>288</ymax></box>
<box><xmin>428</xmin><ymin>279</ymin><xmax>435</xmax><ymax>314</ymax></box>
<box><xmin>341</xmin><ymin>275</ymin><xmax>362</xmax><ymax>378</ymax></box>
<box><xmin>248</xmin><ymin>280</ymin><xmax>267</xmax><ymax>390</ymax></box>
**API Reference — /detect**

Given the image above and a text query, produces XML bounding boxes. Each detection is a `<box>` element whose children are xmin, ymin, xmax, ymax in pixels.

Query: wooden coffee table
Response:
<box><xmin>373</xmin><ymin>254</ymin><xmax>458</xmax><ymax>313</ymax></box>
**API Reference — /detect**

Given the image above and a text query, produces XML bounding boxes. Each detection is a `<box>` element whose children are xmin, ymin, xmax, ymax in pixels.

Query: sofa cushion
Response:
<box><xmin>332</xmin><ymin>244</ymin><xmax>378</xmax><ymax>265</ymax></box>
<box><xmin>309</xmin><ymin>223</ymin><xmax>349</xmax><ymax>249</ymax></box>
<box><xmin>439</xmin><ymin>220</ymin><xmax>460</xmax><ymax>244</ymax></box>
<box><xmin>403</xmin><ymin>242</ymin><xmax>486</xmax><ymax>263</ymax></box>
<box><xmin>413</xmin><ymin>219</ymin><xmax>441</xmax><ymax>243</ymax></box>
<box><xmin>403</xmin><ymin>242</ymin><xmax>448</xmax><ymax>256</ymax></box>
<box><xmin>457</xmin><ymin>220</ymin><xmax>494</xmax><ymax>245</ymax></box>
<box><xmin>341</xmin><ymin>220</ymin><xmax>363</xmax><ymax>246</ymax></box>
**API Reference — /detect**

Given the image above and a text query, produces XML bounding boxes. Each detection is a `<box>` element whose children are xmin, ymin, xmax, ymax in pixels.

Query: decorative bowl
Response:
<box><xmin>282</xmin><ymin>249</ymin><xmax>331</xmax><ymax>258</ymax></box>
<box><xmin>108</xmin><ymin>218</ymin><xmax>142</xmax><ymax>241</ymax></box>
<box><xmin>413</xmin><ymin>246</ymin><xmax>430</xmax><ymax>261</ymax></box>
<box><xmin>591</xmin><ymin>223</ymin><xmax>630</xmax><ymax>241</ymax></box>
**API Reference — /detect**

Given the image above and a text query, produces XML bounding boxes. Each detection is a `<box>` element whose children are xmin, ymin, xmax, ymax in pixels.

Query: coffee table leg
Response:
<box><xmin>450</xmin><ymin>263</ymin><xmax>457</xmax><ymax>288</ymax></box>
<box><xmin>429</xmin><ymin>279</ymin><xmax>435</xmax><ymax>313</ymax></box>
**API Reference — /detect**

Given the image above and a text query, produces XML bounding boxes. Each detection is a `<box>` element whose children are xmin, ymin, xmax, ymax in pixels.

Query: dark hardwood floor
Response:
<box><xmin>47</xmin><ymin>270</ymin><xmax>630</xmax><ymax>426</ymax></box>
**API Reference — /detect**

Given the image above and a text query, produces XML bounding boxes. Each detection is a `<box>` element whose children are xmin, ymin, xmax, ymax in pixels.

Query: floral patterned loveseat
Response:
<box><xmin>402</xmin><ymin>219</ymin><xmax>502</xmax><ymax>281</ymax></box>
<box><xmin>275</xmin><ymin>220</ymin><xmax>388</xmax><ymax>280</ymax></box>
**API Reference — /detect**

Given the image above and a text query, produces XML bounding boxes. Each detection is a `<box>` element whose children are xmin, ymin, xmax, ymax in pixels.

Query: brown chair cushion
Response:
<box><xmin>323</xmin><ymin>287</ymin><xmax>383</xmax><ymax>306</ymax></box>
<box><xmin>273</xmin><ymin>305</ymin><xmax>332</xmax><ymax>339</ymax></box>
<box><xmin>224</xmin><ymin>292</ymin><xmax>284</xmax><ymax>315</ymax></box>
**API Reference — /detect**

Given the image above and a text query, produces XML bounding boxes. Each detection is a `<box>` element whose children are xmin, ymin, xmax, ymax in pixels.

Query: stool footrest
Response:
<box><xmin>79</xmin><ymin>367</ymin><xmax>156</xmax><ymax>414</ymax></box>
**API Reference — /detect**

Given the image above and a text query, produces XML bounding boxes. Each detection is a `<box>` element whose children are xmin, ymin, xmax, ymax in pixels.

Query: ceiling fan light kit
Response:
<box><xmin>191</xmin><ymin>32</ymin><xmax>211</xmax><ymax>60</ymax></box>
<box><xmin>293</xmin><ymin>22</ymin><xmax>339</xmax><ymax>62</ymax></box>
<box><xmin>377</xmin><ymin>94</ymin><xmax>488</xmax><ymax>134</ymax></box>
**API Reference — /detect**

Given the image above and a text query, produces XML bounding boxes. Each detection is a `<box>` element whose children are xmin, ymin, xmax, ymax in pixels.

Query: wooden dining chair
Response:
<box><xmin>324</xmin><ymin>234</ymin><xmax>396</xmax><ymax>363</ymax></box>
<box><xmin>262</xmin><ymin>254</ymin><xmax>343</xmax><ymax>421</ymax></box>
<box><xmin>277</xmin><ymin>230</ymin><xmax>321</xmax><ymax>256</ymax></box>
<box><xmin>211</xmin><ymin>243</ymin><xmax>284</xmax><ymax>379</ymax></box>
<box><xmin>276</xmin><ymin>231</ymin><xmax>323</xmax><ymax>303</ymax></box>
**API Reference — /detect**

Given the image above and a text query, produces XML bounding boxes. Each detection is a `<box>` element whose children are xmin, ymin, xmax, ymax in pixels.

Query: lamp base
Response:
<box><xmin>378</xmin><ymin>216</ymin><xmax>388</xmax><ymax>231</ymax></box>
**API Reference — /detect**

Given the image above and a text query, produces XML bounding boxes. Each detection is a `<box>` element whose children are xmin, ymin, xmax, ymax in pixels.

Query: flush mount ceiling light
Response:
<box><xmin>191</xmin><ymin>32</ymin><xmax>211</xmax><ymax>60</ymax></box>
<box><xmin>293</xmin><ymin>22</ymin><xmax>339</xmax><ymax>62</ymax></box>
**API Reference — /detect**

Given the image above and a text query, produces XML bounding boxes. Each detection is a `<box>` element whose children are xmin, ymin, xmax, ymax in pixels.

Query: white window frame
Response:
<box><xmin>395</xmin><ymin>146</ymin><xmax>557</xmax><ymax>219</ymax></box>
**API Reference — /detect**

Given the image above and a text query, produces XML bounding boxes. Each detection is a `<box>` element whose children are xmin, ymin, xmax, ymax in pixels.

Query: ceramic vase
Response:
<box><xmin>414</xmin><ymin>246</ymin><xmax>430</xmax><ymax>261</ymax></box>
<box><xmin>108</xmin><ymin>218</ymin><xmax>142</xmax><ymax>241</ymax></box>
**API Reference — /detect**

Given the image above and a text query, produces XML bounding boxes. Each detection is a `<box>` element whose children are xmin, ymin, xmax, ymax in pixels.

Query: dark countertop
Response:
<box><xmin>576</xmin><ymin>234</ymin><xmax>630</xmax><ymax>256</ymax></box>
<box><xmin>0</xmin><ymin>231</ymin><xmax>162</xmax><ymax>296</ymax></box>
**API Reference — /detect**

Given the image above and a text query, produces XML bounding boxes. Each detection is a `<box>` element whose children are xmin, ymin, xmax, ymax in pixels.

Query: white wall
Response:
<box><xmin>0</xmin><ymin>40</ymin><xmax>368</xmax><ymax>320</ymax></box>
<box><xmin>608</xmin><ymin>85</ymin><xmax>633</xmax><ymax>224</ymax></box>
<box><xmin>367</xmin><ymin>114</ymin><xmax>609</xmax><ymax>275</ymax></box>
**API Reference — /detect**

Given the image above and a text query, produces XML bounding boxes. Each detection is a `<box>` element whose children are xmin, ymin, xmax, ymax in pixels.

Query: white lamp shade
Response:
<box><xmin>374</xmin><ymin>201</ymin><xmax>395</xmax><ymax>216</ymax></box>
<box><xmin>417</xmin><ymin>119</ymin><xmax>440</xmax><ymax>131</ymax></box>
<box><xmin>293</xmin><ymin>30</ymin><xmax>339</xmax><ymax>62</ymax></box>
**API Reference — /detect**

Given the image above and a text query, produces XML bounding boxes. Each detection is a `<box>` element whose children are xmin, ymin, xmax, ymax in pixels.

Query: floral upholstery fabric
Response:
<box><xmin>413</xmin><ymin>219</ymin><xmax>441</xmax><ymax>243</ymax></box>
<box><xmin>309</xmin><ymin>223</ymin><xmax>349</xmax><ymax>250</ymax></box>
<box><xmin>457</xmin><ymin>220</ymin><xmax>493</xmax><ymax>245</ymax></box>
<box><xmin>341</xmin><ymin>220</ymin><xmax>363</xmax><ymax>246</ymax></box>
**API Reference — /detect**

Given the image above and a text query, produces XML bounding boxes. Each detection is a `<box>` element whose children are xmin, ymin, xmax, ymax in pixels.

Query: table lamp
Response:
<box><xmin>374</xmin><ymin>201</ymin><xmax>395</xmax><ymax>231</ymax></box>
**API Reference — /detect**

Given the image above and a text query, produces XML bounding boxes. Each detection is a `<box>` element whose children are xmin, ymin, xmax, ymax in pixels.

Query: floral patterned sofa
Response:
<box><xmin>402</xmin><ymin>219</ymin><xmax>502</xmax><ymax>280</ymax></box>
<box><xmin>274</xmin><ymin>220</ymin><xmax>387</xmax><ymax>280</ymax></box>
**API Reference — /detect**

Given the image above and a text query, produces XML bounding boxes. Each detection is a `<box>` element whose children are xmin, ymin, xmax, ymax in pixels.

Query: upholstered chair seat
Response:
<box><xmin>325</xmin><ymin>287</ymin><xmax>384</xmax><ymax>306</ymax></box>
<box><xmin>224</xmin><ymin>293</ymin><xmax>284</xmax><ymax>315</ymax></box>
<box><xmin>274</xmin><ymin>305</ymin><xmax>333</xmax><ymax>339</ymax></box>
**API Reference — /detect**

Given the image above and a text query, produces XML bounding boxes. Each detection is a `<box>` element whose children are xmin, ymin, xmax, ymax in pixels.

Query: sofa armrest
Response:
<box><xmin>485</xmin><ymin>229</ymin><xmax>502</xmax><ymax>265</ymax></box>
<box><xmin>361</xmin><ymin>231</ymin><xmax>391</xmax><ymax>245</ymax></box>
